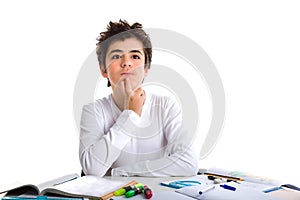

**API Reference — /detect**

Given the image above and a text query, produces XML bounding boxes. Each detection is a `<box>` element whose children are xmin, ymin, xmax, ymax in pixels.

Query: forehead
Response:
<box><xmin>107</xmin><ymin>37</ymin><xmax>144</xmax><ymax>53</ymax></box>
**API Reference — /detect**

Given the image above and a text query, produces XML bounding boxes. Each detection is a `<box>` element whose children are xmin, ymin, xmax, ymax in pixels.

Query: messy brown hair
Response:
<box><xmin>96</xmin><ymin>19</ymin><xmax>152</xmax><ymax>75</ymax></box>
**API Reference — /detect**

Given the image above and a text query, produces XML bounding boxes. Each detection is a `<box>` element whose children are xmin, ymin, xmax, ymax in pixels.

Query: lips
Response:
<box><xmin>121</xmin><ymin>72</ymin><xmax>134</xmax><ymax>76</ymax></box>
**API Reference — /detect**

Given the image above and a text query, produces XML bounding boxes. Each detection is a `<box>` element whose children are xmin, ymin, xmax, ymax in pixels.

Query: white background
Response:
<box><xmin>0</xmin><ymin>0</ymin><xmax>299</xmax><ymax>187</ymax></box>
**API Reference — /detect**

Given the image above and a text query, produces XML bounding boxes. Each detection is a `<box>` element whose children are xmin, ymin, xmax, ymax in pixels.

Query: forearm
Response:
<box><xmin>80</xmin><ymin>132</ymin><xmax>130</xmax><ymax>177</ymax></box>
<box><xmin>79</xmin><ymin>105</ymin><xmax>140</xmax><ymax>177</ymax></box>
<box><xmin>111</xmin><ymin>146</ymin><xmax>199</xmax><ymax>177</ymax></box>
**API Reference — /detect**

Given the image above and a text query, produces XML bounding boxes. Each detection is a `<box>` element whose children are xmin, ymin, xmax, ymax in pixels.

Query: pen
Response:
<box><xmin>263</xmin><ymin>186</ymin><xmax>282</xmax><ymax>193</ymax></box>
<box><xmin>53</xmin><ymin>177</ymin><xmax>78</xmax><ymax>186</ymax></box>
<box><xmin>220</xmin><ymin>184</ymin><xmax>236</xmax><ymax>191</ymax></box>
<box><xmin>281</xmin><ymin>184</ymin><xmax>300</xmax><ymax>191</ymax></box>
<box><xmin>199</xmin><ymin>185</ymin><xmax>215</xmax><ymax>195</ymax></box>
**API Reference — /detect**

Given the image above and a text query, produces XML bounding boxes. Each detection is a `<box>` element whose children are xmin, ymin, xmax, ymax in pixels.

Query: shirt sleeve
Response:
<box><xmin>111</xmin><ymin>97</ymin><xmax>199</xmax><ymax>177</ymax></box>
<box><xmin>79</xmin><ymin>102</ymin><xmax>141</xmax><ymax>177</ymax></box>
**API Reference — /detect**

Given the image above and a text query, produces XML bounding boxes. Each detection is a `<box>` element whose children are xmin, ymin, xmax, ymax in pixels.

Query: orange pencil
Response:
<box><xmin>100</xmin><ymin>180</ymin><xmax>138</xmax><ymax>200</ymax></box>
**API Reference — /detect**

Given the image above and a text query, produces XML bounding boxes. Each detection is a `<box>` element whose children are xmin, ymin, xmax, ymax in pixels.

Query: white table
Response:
<box><xmin>105</xmin><ymin>176</ymin><xmax>300</xmax><ymax>200</ymax></box>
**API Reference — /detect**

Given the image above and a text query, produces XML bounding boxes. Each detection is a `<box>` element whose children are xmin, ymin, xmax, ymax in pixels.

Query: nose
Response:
<box><xmin>121</xmin><ymin>54</ymin><xmax>132</xmax><ymax>68</ymax></box>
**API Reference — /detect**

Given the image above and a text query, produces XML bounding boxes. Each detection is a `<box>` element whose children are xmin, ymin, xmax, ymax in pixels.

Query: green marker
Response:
<box><xmin>113</xmin><ymin>188</ymin><xmax>126</xmax><ymax>196</ymax></box>
<box><xmin>134</xmin><ymin>183</ymin><xmax>144</xmax><ymax>189</ymax></box>
<box><xmin>125</xmin><ymin>187</ymin><xmax>143</xmax><ymax>198</ymax></box>
<box><xmin>113</xmin><ymin>183</ymin><xmax>144</xmax><ymax>196</ymax></box>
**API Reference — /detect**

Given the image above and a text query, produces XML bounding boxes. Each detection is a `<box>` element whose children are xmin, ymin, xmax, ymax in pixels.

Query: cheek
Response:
<box><xmin>106</xmin><ymin>62</ymin><xmax>119</xmax><ymax>73</ymax></box>
<box><xmin>106</xmin><ymin>59</ymin><xmax>118</xmax><ymax>69</ymax></box>
<box><xmin>105</xmin><ymin>67</ymin><xmax>119</xmax><ymax>82</ymax></box>
<box><xmin>133</xmin><ymin>66</ymin><xmax>146</xmax><ymax>76</ymax></box>
<box><xmin>133</xmin><ymin>59</ymin><xmax>144</xmax><ymax>65</ymax></box>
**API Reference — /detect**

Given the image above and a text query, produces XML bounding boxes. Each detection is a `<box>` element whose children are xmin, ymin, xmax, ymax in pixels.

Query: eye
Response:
<box><xmin>112</xmin><ymin>54</ymin><xmax>121</xmax><ymax>59</ymax></box>
<box><xmin>132</xmin><ymin>54</ymin><xmax>140</xmax><ymax>59</ymax></box>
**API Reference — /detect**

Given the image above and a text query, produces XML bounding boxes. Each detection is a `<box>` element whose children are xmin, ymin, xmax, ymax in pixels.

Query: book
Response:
<box><xmin>0</xmin><ymin>173</ymin><xmax>80</xmax><ymax>197</ymax></box>
<box><xmin>0</xmin><ymin>174</ymin><xmax>136</xmax><ymax>200</ymax></box>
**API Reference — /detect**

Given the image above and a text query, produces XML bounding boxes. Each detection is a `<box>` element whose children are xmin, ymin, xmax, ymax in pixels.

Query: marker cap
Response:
<box><xmin>143</xmin><ymin>185</ymin><xmax>153</xmax><ymax>199</ymax></box>
<box><xmin>135</xmin><ymin>183</ymin><xmax>144</xmax><ymax>189</ymax></box>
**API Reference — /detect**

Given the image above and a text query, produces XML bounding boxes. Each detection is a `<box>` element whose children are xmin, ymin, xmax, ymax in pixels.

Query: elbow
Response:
<box><xmin>185</xmin><ymin>160</ymin><xmax>199</xmax><ymax>176</ymax></box>
<box><xmin>177</xmin><ymin>150</ymin><xmax>199</xmax><ymax>176</ymax></box>
<box><xmin>79</xmin><ymin>151</ymin><xmax>107</xmax><ymax>177</ymax></box>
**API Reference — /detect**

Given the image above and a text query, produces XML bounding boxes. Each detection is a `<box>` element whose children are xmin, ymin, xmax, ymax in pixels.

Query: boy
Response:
<box><xmin>79</xmin><ymin>20</ymin><xmax>198</xmax><ymax>177</ymax></box>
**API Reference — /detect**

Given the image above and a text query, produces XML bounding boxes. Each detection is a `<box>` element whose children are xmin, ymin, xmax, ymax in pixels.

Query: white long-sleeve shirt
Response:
<box><xmin>79</xmin><ymin>92</ymin><xmax>199</xmax><ymax>177</ymax></box>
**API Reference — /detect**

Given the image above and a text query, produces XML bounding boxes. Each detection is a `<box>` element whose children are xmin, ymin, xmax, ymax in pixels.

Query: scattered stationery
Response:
<box><xmin>113</xmin><ymin>183</ymin><xmax>143</xmax><ymax>196</ymax></box>
<box><xmin>2</xmin><ymin>167</ymin><xmax>299</xmax><ymax>200</ymax></box>
<box><xmin>203</xmin><ymin>167</ymin><xmax>283</xmax><ymax>186</ymax></box>
<box><xmin>112</xmin><ymin>183</ymin><xmax>153</xmax><ymax>199</ymax></box>
<box><xmin>200</xmin><ymin>167</ymin><xmax>289</xmax><ymax>194</ymax></box>
<box><xmin>175</xmin><ymin>182</ymin><xmax>283</xmax><ymax>200</ymax></box>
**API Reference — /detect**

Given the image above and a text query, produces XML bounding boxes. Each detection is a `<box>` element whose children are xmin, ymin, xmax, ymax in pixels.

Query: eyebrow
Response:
<box><xmin>108</xmin><ymin>49</ymin><xmax>143</xmax><ymax>55</ymax></box>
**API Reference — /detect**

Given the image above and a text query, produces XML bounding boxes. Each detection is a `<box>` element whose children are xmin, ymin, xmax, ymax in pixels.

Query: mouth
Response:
<box><xmin>121</xmin><ymin>72</ymin><xmax>134</xmax><ymax>76</ymax></box>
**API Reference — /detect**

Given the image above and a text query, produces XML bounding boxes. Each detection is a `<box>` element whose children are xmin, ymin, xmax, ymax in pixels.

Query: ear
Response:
<box><xmin>100</xmin><ymin>64</ymin><xmax>108</xmax><ymax>78</ymax></box>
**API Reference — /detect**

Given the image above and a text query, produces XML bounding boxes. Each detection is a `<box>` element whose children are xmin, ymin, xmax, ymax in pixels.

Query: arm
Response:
<box><xmin>79</xmin><ymin>79</ymin><xmax>146</xmax><ymax>177</ymax></box>
<box><xmin>79</xmin><ymin>102</ymin><xmax>141</xmax><ymax>177</ymax></box>
<box><xmin>111</xmin><ymin>139</ymin><xmax>199</xmax><ymax>177</ymax></box>
<box><xmin>111</xmin><ymin>97</ymin><xmax>199</xmax><ymax>177</ymax></box>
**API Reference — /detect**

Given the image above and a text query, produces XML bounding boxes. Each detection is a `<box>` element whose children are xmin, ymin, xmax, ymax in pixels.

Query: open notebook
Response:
<box><xmin>0</xmin><ymin>174</ymin><xmax>136</xmax><ymax>200</ymax></box>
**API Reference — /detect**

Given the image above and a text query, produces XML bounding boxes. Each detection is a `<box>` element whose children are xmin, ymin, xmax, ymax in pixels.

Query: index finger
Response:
<box><xmin>124</xmin><ymin>78</ymin><xmax>133</xmax><ymax>96</ymax></box>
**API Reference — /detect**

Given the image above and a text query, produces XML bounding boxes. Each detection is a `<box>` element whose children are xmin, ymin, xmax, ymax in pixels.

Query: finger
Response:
<box><xmin>142</xmin><ymin>90</ymin><xmax>146</xmax><ymax>105</ymax></box>
<box><xmin>139</xmin><ymin>89</ymin><xmax>145</xmax><ymax>97</ymax></box>
<box><xmin>133</xmin><ymin>87</ymin><xmax>143</xmax><ymax>96</ymax></box>
<box><xmin>115</xmin><ymin>79</ymin><xmax>125</xmax><ymax>94</ymax></box>
<box><xmin>124</xmin><ymin>78</ymin><xmax>133</xmax><ymax>96</ymax></box>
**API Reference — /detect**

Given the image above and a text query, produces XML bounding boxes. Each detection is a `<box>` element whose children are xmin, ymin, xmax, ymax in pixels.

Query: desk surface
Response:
<box><xmin>105</xmin><ymin>176</ymin><xmax>300</xmax><ymax>200</ymax></box>
<box><xmin>1</xmin><ymin>176</ymin><xmax>299</xmax><ymax>200</ymax></box>
<box><xmin>105</xmin><ymin>176</ymin><xmax>181</xmax><ymax>192</ymax></box>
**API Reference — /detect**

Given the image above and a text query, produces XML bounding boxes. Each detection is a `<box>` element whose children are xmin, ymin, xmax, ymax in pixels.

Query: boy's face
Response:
<box><xmin>101</xmin><ymin>37</ymin><xmax>148</xmax><ymax>91</ymax></box>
